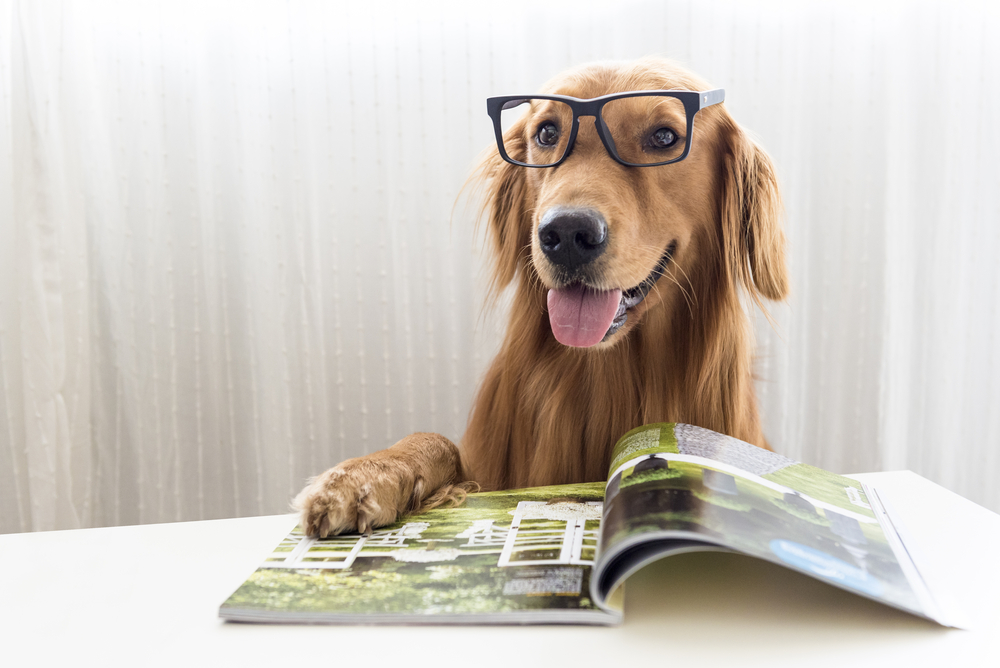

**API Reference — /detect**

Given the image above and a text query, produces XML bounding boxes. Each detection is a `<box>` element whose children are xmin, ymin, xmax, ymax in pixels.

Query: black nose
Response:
<box><xmin>537</xmin><ymin>207</ymin><xmax>608</xmax><ymax>270</ymax></box>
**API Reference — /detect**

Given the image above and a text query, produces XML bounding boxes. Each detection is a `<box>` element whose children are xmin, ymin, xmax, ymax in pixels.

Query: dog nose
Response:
<box><xmin>538</xmin><ymin>207</ymin><xmax>608</xmax><ymax>270</ymax></box>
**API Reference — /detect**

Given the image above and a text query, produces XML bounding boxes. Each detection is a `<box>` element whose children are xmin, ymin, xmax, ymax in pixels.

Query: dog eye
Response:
<box><xmin>648</xmin><ymin>127</ymin><xmax>678</xmax><ymax>149</ymax></box>
<box><xmin>536</xmin><ymin>122</ymin><xmax>560</xmax><ymax>147</ymax></box>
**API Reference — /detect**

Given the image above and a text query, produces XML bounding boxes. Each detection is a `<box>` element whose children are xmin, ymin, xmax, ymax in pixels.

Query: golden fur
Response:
<box><xmin>295</xmin><ymin>57</ymin><xmax>788</xmax><ymax>537</ymax></box>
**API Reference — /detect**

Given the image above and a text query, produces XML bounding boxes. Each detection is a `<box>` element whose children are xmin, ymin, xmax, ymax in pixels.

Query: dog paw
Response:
<box><xmin>293</xmin><ymin>432</ymin><xmax>467</xmax><ymax>537</ymax></box>
<box><xmin>293</xmin><ymin>460</ymin><xmax>420</xmax><ymax>537</ymax></box>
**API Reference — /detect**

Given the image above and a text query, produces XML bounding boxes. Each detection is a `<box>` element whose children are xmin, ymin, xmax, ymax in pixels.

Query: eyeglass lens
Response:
<box><xmin>499</xmin><ymin>98</ymin><xmax>574</xmax><ymax>166</ymax></box>
<box><xmin>600</xmin><ymin>95</ymin><xmax>687</xmax><ymax>165</ymax></box>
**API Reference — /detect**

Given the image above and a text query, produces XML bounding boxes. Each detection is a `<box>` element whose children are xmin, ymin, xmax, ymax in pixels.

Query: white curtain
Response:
<box><xmin>1</xmin><ymin>0</ymin><xmax>998</xmax><ymax>533</ymax></box>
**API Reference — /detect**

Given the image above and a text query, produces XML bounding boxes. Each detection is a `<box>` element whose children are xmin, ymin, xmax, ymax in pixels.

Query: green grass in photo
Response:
<box><xmin>607</xmin><ymin>423</ymin><xmax>679</xmax><ymax>474</ymax></box>
<box><xmin>764</xmin><ymin>463</ymin><xmax>875</xmax><ymax>519</ymax></box>
<box><xmin>621</xmin><ymin>466</ymin><xmax>683</xmax><ymax>489</ymax></box>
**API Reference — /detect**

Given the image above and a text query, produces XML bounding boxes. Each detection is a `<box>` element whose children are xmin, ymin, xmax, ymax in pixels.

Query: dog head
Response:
<box><xmin>475</xmin><ymin>57</ymin><xmax>788</xmax><ymax>348</ymax></box>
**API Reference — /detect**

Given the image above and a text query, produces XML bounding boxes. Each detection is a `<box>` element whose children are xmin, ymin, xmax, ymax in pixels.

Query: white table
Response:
<box><xmin>2</xmin><ymin>471</ymin><xmax>998</xmax><ymax>667</ymax></box>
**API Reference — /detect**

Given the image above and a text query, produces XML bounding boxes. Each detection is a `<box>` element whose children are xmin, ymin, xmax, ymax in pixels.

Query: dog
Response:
<box><xmin>294</xmin><ymin>57</ymin><xmax>788</xmax><ymax>537</ymax></box>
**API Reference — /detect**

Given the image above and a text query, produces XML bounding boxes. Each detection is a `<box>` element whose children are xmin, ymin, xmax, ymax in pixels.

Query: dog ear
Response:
<box><xmin>469</xmin><ymin>129</ymin><xmax>531</xmax><ymax>302</ymax></box>
<box><xmin>721</xmin><ymin>122</ymin><xmax>789</xmax><ymax>303</ymax></box>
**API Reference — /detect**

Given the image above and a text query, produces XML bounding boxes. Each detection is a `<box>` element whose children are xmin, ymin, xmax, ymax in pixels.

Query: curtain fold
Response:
<box><xmin>1</xmin><ymin>0</ymin><xmax>998</xmax><ymax>533</ymax></box>
<box><xmin>2</xmin><ymin>0</ymin><xmax>91</xmax><ymax>532</ymax></box>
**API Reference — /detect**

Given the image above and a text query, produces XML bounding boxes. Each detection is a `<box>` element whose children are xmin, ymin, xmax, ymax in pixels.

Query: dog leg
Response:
<box><xmin>293</xmin><ymin>432</ymin><xmax>469</xmax><ymax>537</ymax></box>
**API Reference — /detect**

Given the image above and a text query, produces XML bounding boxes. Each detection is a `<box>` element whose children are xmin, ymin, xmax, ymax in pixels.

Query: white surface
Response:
<box><xmin>1</xmin><ymin>470</ymin><xmax>998</xmax><ymax>667</ymax></box>
<box><xmin>3</xmin><ymin>1</ymin><xmax>1000</xmax><ymax>535</ymax></box>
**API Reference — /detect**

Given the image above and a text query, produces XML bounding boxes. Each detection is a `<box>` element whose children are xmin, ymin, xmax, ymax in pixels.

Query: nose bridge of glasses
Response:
<box><xmin>568</xmin><ymin>109</ymin><xmax>618</xmax><ymax>158</ymax></box>
<box><xmin>570</xmin><ymin>99</ymin><xmax>605</xmax><ymax>127</ymax></box>
<box><xmin>568</xmin><ymin>112</ymin><xmax>605</xmax><ymax>144</ymax></box>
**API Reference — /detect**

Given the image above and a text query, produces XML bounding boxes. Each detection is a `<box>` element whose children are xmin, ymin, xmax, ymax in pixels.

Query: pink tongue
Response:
<box><xmin>547</xmin><ymin>285</ymin><xmax>623</xmax><ymax>347</ymax></box>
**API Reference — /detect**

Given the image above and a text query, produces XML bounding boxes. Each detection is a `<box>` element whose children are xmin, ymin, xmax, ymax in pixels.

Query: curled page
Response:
<box><xmin>589</xmin><ymin>423</ymin><xmax>958</xmax><ymax>627</ymax></box>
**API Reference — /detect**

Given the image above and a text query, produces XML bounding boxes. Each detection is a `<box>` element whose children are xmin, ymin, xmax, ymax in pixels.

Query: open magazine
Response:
<box><xmin>220</xmin><ymin>423</ymin><xmax>958</xmax><ymax>626</ymax></box>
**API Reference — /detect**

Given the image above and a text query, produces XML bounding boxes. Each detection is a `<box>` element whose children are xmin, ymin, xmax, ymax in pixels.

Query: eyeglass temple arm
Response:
<box><xmin>699</xmin><ymin>89</ymin><xmax>726</xmax><ymax>110</ymax></box>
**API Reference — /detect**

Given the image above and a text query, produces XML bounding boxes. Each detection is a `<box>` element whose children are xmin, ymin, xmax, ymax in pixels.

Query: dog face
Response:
<box><xmin>478</xmin><ymin>58</ymin><xmax>788</xmax><ymax>349</ymax></box>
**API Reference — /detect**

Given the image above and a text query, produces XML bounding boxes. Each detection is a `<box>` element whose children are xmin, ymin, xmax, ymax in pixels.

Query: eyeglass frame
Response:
<box><xmin>486</xmin><ymin>88</ymin><xmax>725</xmax><ymax>168</ymax></box>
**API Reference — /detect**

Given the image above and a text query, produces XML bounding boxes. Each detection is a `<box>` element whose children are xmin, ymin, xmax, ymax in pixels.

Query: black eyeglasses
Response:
<box><xmin>487</xmin><ymin>89</ymin><xmax>724</xmax><ymax>168</ymax></box>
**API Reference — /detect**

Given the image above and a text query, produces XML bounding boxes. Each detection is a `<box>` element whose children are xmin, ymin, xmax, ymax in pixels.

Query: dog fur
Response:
<box><xmin>294</xmin><ymin>57</ymin><xmax>788</xmax><ymax>538</ymax></box>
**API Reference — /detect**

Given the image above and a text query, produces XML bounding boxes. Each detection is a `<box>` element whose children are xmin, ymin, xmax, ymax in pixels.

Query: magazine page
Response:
<box><xmin>591</xmin><ymin>423</ymin><xmax>951</xmax><ymax>626</ymax></box>
<box><xmin>220</xmin><ymin>482</ymin><xmax>619</xmax><ymax>625</ymax></box>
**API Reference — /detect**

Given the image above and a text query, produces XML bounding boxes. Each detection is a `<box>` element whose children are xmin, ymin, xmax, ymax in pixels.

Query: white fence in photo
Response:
<box><xmin>262</xmin><ymin>522</ymin><xmax>428</xmax><ymax>570</ymax></box>
<box><xmin>497</xmin><ymin>502</ymin><xmax>601</xmax><ymax>568</ymax></box>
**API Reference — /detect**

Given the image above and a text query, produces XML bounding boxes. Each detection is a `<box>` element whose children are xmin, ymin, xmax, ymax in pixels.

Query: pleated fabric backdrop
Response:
<box><xmin>1</xmin><ymin>0</ymin><xmax>998</xmax><ymax>533</ymax></box>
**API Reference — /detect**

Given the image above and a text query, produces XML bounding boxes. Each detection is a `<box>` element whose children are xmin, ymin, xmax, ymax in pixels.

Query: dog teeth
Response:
<box><xmin>604</xmin><ymin>242</ymin><xmax>675</xmax><ymax>341</ymax></box>
<box><xmin>621</xmin><ymin>291</ymin><xmax>644</xmax><ymax>310</ymax></box>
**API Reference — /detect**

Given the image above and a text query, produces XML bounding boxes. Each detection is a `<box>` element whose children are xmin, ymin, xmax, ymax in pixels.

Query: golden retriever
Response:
<box><xmin>294</xmin><ymin>57</ymin><xmax>788</xmax><ymax>537</ymax></box>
